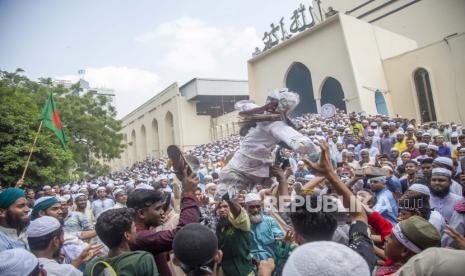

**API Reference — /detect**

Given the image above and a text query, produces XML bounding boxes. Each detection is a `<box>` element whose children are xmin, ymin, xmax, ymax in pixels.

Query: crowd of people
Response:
<box><xmin>1</xmin><ymin>109</ymin><xmax>465</xmax><ymax>276</ymax></box>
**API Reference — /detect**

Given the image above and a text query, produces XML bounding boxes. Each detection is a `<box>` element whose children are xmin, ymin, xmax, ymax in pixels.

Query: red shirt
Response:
<box><xmin>132</xmin><ymin>195</ymin><xmax>200</xmax><ymax>276</ymax></box>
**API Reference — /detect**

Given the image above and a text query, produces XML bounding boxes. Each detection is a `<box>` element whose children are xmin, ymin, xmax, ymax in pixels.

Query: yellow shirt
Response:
<box><xmin>394</xmin><ymin>138</ymin><xmax>407</xmax><ymax>153</ymax></box>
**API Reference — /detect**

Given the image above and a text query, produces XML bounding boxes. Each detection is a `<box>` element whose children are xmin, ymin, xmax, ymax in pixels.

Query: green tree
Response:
<box><xmin>0</xmin><ymin>70</ymin><xmax>124</xmax><ymax>187</ymax></box>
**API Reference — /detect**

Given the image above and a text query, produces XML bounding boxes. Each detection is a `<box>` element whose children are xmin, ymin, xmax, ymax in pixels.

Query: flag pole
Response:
<box><xmin>20</xmin><ymin>121</ymin><xmax>43</xmax><ymax>183</ymax></box>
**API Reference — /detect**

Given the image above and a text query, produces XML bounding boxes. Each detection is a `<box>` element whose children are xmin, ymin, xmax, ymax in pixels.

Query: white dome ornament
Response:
<box><xmin>321</xmin><ymin>103</ymin><xmax>336</xmax><ymax>118</ymax></box>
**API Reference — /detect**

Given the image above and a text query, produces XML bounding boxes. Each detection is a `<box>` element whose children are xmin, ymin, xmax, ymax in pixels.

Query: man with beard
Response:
<box><xmin>32</xmin><ymin>196</ymin><xmax>102</xmax><ymax>267</ymax></box>
<box><xmin>244</xmin><ymin>193</ymin><xmax>283</xmax><ymax>261</ymax></box>
<box><xmin>433</xmin><ymin>157</ymin><xmax>463</xmax><ymax>196</ymax></box>
<box><xmin>429</xmin><ymin>168</ymin><xmax>463</xmax><ymax>222</ymax></box>
<box><xmin>74</xmin><ymin>189</ymin><xmax>95</xmax><ymax>225</ymax></box>
<box><xmin>91</xmin><ymin>187</ymin><xmax>114</xmax><ymax>219</ymax></box>
<box><xmin>0</xmin><ymin>188</ymin><xmax>30</xmax><ymax>250</ymax></box>
<box><xmin>215</xmin><ymin>196</ymin><xmax>255</xmax><ymax>276</ymax></box>
<box><xmin>27</xmin><ymin>216</ymin><xmax>82</xmax><ymax>275</ymax></box>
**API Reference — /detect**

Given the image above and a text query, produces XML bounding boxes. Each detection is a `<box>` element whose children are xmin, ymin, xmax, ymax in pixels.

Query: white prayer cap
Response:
<box><xmin>428</xmin><ymin>145</ymin><xmax>438</xmax><ymax>151</ymax></box>
<box><xmin>113</xmin><ymin>188</ymin><xmax>126</xmax><ymax>198</ymax></box>
<box><xmin>73</xmin><ymin>193</ymin><xmax>86</xmax><ymax>200</ymax></box>
<box><xmin>396</xmin><ymin>131</ymin><xmax>405</xmax><ymax>136</ymax></box>
<box><xmin>407</xmin><ymin>125</ymin><xmax>415</xmax><ymax>130</ymax></box>
<box><xmin>283</xmin><ymin>241</ymin><xmax>370</xmax><ymax>276</ymax></box>
<box><xmin>96</xmin><ymin>186</ymin><xmax>106</xmax><ymax>192</ymax></box>
<box><xmin>244</xmin><ymin>193</ymin><xmax>261</xmax><ymax>204</ymax></box>
<box><xmin>135</xmin><ymin>183</ymin><xmax>154</xmax><ymax>190</ymax></box>
<box><xmin>401</xmin><ymin>152</ymin><xmax>411</xmax><ymax>157</ymax></box>
<box><xmin>390</xmin><ymin>147</ymin><xmax>399</xmax><ymax>152</ymax></box>
<box><xmin>297</xmin><ymin>160</ymin><xmax>305</xmax><ymax>165</ymax></box>
<box><xmin>27</xmin><ymin>216</ymin><xmax>61</xmax><ymax>238</ymax></box>
<box><xmin>205</xmin><ymin>183</ymin><xmax>217</xmax><ymax>190</ymax></box>
<box><xmin>433</xmin><ymin>157</ymin><xmax>453</xmax><ymax>170</ymax></box>
<box><xmin>0</xmin><ymin>249</ymin><xmax>38</xmax><ymax>276</ymax></box>
<box><xmin>89</xmin><ymin>183</ymin><xmax>99</xmax><ymax>190</ymax></box>
<box><xmin>42</xmin><ymin>185</ymin><xmax>51</xmax><ymax>190</ymax></box>
<box><xmin>432</xmin><ymin>168</ymin><xmax>452</xmax><ymax>178</ymax></box>
<box><xmin>268</xmin><ymin>89</ymin><xmax>300</xmax><ymax>113</ymax></box>
<box><xmin>417</xmin><ymin>143</ymin><xmax>428</xmax><ymax>148</ymax></box>
<box><xmin>408</xmin><ymin>184</ymin><xmax>430</xmax><ymax>196</ymax></box>
<box><xmin>59</xmin><ymin>194</ymin><xmax>71</xmax><ymax>202</ymax></box>
<box><xmin>370</xmin><ymin>122</ymin><xmax>377</xmax><ymax>127</ymax></box>
<box><xmin>106</xmin><ymin>183</ymin><xmax>114</xmax><ymax>189</ymax></box>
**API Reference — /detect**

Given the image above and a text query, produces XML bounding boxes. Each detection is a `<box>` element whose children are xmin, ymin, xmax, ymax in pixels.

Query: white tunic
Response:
<box><xmin>38</xmin><ymin>258</ymin><xmax>82</xmax><ymax>276</ymax></box>
<box><xmin>430</xmin><ymin>193</ymin><xmax>463</xmax><ymax>222</ymax></box>
<box><xmin>228</xmin><ymin>120</ymin><xmax>318</xmax><ymax>178</ymax></box>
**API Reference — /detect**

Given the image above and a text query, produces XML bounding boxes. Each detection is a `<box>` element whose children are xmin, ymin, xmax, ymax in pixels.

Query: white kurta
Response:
<box><xmin>38</xmin><ymin>258</ymin><xmax>82</xmax><ymax>276</ymax></box>
<box><xmin>228</xmin><ymin>120</ymin><xmax>318</xmax><ymax>178</ymax></box>
<box><xmin>430</xmin><ymin>193</ymin><xmax>463</xmax><ymax>222</ymax></box>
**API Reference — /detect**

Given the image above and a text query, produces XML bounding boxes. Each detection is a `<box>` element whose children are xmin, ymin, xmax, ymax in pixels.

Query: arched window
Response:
<box><xmin>140</xmin><ymin>125</ymin><xmax>148</xmax><ymax>160</ymax></box>
<box><xmin>152</xmin><ymin>119</ymin><xmax>160</xmax><ymax>158</ymax></box>
<box><xmin>164</xmin><ymin>112</ymin><xmax>175</xmax><ymax>146</ymax></box>
<box><xmin>285</xmin><ymin>62</ymin><xmax>317</xmax><ymax>116</ymax></box>
<box><xmin>414</xmin><ymin>68</ymin><xmax>436</xmax><ymax>122</ymax></box>
<box><xmin>320</xmin><ymin>77</ymin><xmax>347</xmax><ymax>112</ymax></box>
<box><xmin>131</xmin><ymin>130</ymin><xmax>137</xmax><ymax>163</ymax></box>
<box><xmin>375</xmin><ymin>90</ymin><xmax>388</xmax><ymax>115</ymax></box>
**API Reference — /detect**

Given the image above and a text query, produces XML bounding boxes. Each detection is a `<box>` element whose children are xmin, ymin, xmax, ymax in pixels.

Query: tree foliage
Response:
<box><xmin>0</xmin><ymin>69</ymin><xmax>124</xmax><ymax>187</ymax></box>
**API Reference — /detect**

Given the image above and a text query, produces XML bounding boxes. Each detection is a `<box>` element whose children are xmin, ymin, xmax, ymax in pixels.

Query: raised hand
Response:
<box><xmin>181</xmin><ymin>166</ymin><xmax>199</xmax><ymax>193</ymax></box>
<box><xmin>271</xmin><ymin>164</ymin><xmax>285</xmax><ymax>180</ymax></box>
<box><xmin>302</xmin><ymin>140</ymin><xmax>334</xmax><ymax>177</ymax></box>
<box><xmin>258</xmin><ymin>258</ymin><xmax>276</xmax><ymax>276</ymax></box>
<box><xmin>445</xmin><ymin>224</ymin><xmax>465</xmax><ymax>250</ymax></box>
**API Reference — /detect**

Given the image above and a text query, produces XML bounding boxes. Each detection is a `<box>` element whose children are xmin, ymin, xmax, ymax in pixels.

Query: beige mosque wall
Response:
<box><xmin>383</xmin><ymin>33</ymin><xmax>465</xmax><ymax>124</ymax></box>
<box><xmin>248</xmin><ymin>15</ymin><xmax>359</xmax><ymax>113</ymax></box>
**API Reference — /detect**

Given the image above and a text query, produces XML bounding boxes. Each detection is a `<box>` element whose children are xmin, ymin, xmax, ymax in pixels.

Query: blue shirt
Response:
<box><xmin>250</xmin><ymin>215</ymin><xmax>284</xmax><ymax>260</ymax></box>
<box><xmin>386</xmin><ymin>175</ymin><xmax>402</xmax><ymax>194</ymax></box>
<box><xmin>438</xmin><ymin>145</ymin><xmax>451</xmax><ymax>157</ymax></box>
<box><xmin>373</xmin><ymin>188</ymin><xmax>399</xmax><ymax>226</ymax></box>
<box><xmin>295</xmin><ymin>169</ymin><xmax>310</xmax><ymax>178</ymax></box>
<box><xmin>64</xmin><ymin>211</ymin><xmax>93</xmax><ymax>234</ymax></box>
<box><xmin>91</xmin><ymin>198</ymin><xmax>115</xmax><ymax>218</ymax></box>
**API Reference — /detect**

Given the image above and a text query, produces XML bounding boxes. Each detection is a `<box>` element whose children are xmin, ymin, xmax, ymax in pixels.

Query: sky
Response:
<box><xmin>0</xmin><ymin>0</ymin><xmax>310</xmax><ymax>118</ymax></box>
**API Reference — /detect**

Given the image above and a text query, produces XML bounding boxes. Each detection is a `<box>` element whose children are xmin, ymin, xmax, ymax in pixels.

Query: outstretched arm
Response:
<box><xmin>302</xmin><ymin>140</ymin><xmax>367</xmax><ymax>224</ymax></box>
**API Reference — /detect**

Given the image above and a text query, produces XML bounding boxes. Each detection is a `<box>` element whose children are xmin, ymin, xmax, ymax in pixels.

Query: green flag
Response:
<box><xmin>39</xmin><ymin>94</ymin><xmax>68</xmax><ymax>150</ymax></box>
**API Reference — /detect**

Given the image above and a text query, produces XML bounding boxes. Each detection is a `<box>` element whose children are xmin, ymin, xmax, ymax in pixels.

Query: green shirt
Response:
<box><xmin>217</xmin><ymin>209</ymin><xmax>255</xmax><ymax>276</ymax></box>
<box><xmin>84</xmin><ymin>251</ymin><xmax>159</xmax><ymax>276</ymax></box>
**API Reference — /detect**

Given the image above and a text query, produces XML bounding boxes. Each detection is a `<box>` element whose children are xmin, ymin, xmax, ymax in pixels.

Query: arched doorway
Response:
<box><xmin>131</xmin><ymin>130</ymin><xmax>137</xmax><ymax>163</ymax></box>
<box><xmin>140</xmin><ymin>125</ymin><xmax>148</xmax><ymax>160</ymax></box>
<box><xmin>414</xmin><ymin>68</ymin><xmax>436</xmax><ymax>122</ymax></box>
<box><xmin>285</xmin><ymin>62</ymin><xmax>317</xmax><ymax>116</ymax></box>
<box><xmin>375</xmin><ymin>90</ymin><xmax>388</xmax><ymax>115</ymax></box>
<box><xmin>123</xmin><ymin>134</ymin><xmax>128</xmax><ymax>166</ymax></box>
<box><xmin>165</xmin><ymin>112</ymin><xmax>175</xmax><ymax>147</ymax></box>
<box><xmin>320</xmin><ymin>77</ymin><xmax>347</xmax><ymax>112</ymax></box>
<box><xmin>151</xmin><ymin>119</ymin><xmax>160</xmax><ymax>158</ymax></box>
